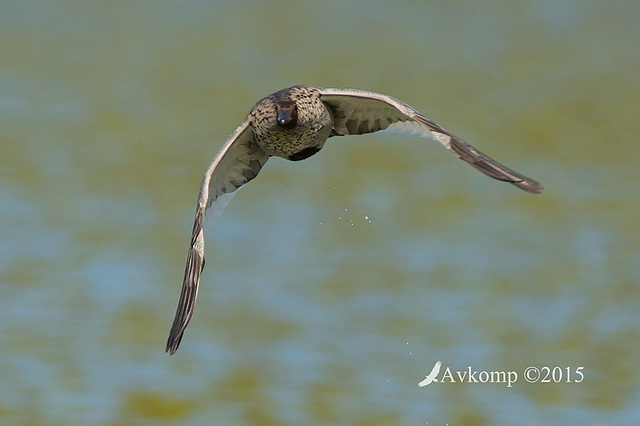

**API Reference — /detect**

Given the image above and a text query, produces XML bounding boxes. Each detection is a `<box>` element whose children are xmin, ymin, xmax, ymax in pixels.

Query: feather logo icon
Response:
<box><xmin>418</xmin><ymin>361</ymin><xmax>442</xmax><ymax>387</ymax></box>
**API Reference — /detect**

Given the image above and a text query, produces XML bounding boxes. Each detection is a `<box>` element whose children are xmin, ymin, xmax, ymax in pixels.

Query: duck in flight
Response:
<box><xmin>166</xmin><ymin>85</ymin><xmax>543</xmax><ymax>355</ymax></box>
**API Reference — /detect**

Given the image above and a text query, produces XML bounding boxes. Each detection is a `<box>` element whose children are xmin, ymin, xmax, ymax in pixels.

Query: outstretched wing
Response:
<box><xmin>319</xmin><ymin>88</ymin><xmax>543</xmax><ymax>194</ymax></box>
<box><xmin>166</xmin><ymin>120</ymin><xmax>269</xmax><ymax>355</ymax></box>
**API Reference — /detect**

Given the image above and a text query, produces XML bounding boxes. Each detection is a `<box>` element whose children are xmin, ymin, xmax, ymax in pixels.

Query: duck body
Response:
<box><xmin>249</xmin><ymin>86</ymin><xmax>333</xmax><ymax>161</ymax></box>
<box><xmin>165</xmin><ymin>85</ymin><xmax>544</xmax><ymax>355</ymax></box>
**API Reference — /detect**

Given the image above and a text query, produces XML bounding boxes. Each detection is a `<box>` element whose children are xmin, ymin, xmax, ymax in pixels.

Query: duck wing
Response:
<box><xmin>319</xmin><ymin>87</ymin><xmax>542</xmax><ymax>194</ymax></box>
<box><xmin>166</xmin><ymin>120</ymin><xmax>269</xmax><ymax>355</ymax></box>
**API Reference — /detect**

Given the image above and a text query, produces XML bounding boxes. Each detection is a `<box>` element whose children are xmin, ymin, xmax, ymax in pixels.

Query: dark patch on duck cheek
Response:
<box><xmin>276</xmin><ymin>100</ymin><xmax>297</xmax><ymax>129</ymax></box>
<box><xmin>288</xmin><ymin>146</ymin><xmax>321</xmax><ymax>161</ymax></box>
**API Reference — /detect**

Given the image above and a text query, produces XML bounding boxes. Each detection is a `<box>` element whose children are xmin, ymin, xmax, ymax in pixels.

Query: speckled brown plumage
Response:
<box><xmin>166</xmin><ymin>85</ymin><xmax>543</xmax><ymax>355</ymax></box>
<box><xmin>249</xmin><ymin>86</ymin><xmax>333</xmax><ymax>160</ymax></box>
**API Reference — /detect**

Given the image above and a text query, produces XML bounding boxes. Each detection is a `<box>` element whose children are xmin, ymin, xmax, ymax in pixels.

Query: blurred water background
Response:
<box><xmin>1</xmin><ymin>1</ymin><xmax>639</xmax><ymax>424</ymax></box>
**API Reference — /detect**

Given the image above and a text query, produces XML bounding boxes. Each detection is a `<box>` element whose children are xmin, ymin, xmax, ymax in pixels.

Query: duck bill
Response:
<box><xmin>276</xmin><ymin>100</ymin><xmax>297</xmax><ymax>128</ymax></box>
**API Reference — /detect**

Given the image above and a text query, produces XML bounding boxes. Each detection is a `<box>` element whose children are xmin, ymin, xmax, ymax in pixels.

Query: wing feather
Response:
<box><xmin>166</xmin><ymin>120</ymin><xmax>268</xmax><ymax>355</ymax></box>
<box><xmin>319</xmin><ymin>88</ymin><xmax>542</xmax><ymax>194</ymax></box>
